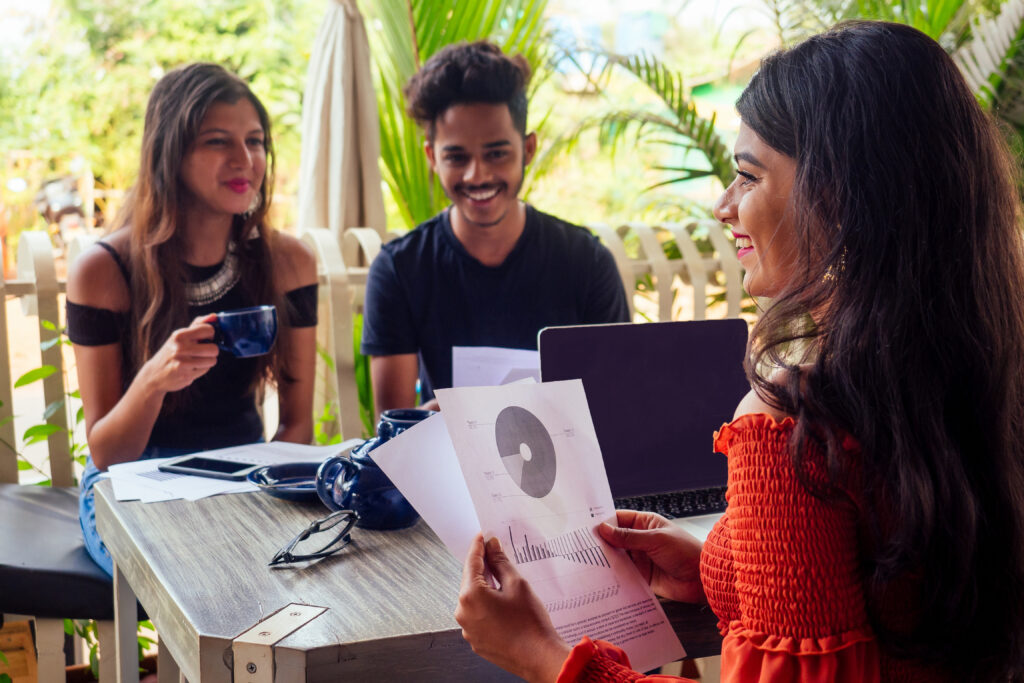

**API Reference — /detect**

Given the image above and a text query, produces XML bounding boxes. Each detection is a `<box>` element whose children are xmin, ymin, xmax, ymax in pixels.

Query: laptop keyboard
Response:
<box><xmin>613</xmin><ymin>486</ymin><xmax>727</xmax><ymax>519</ymax></box>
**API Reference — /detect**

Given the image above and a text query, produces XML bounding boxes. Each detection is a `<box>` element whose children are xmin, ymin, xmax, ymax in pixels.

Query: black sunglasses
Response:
<box><xmin>269</xmin><ymin>509</ymin><xmax>359</xmax><ymax>566</ymax></box>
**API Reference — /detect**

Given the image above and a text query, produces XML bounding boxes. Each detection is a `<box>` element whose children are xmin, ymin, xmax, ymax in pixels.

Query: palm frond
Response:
<box><xmin>954</xmin><ymin>0</ymin><xmax>1024</xmax><ymax>107</ymax></box>
<box><xmin>605</xmin><ymin>53</ymin><xmax>734</xmax><ymax>188</ymax></box>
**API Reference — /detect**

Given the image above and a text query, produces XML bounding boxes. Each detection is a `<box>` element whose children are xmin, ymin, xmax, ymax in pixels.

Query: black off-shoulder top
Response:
<box><xmin>65</xmin><ymin>241</ymin><xmax>319</xmax><ymax>451</ymax></box>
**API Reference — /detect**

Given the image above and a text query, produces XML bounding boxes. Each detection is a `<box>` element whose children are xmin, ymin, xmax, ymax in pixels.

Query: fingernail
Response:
<box><xmin>485</xmin><ymin>536</ymin><xmax>501</xmax><ymax>552</ymax></box>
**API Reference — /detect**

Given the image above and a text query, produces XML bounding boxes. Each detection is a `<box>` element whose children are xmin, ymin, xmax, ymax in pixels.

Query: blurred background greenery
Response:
<box><xmin>1</xmin><ymin>0</ymin><xmax>1021</xmax><ymax>265</ymax></box>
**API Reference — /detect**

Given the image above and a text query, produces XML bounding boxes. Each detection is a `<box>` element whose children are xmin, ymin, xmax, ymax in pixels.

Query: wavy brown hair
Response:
<box><xmin>737</xmin><ymin>21</ymin><xmax>1024</xmax><ymax>678</ymax></box>
<box><xmin>113</xmin><ymin>63</ymin><xmax>290</xmax><ymax>408</ymax></box>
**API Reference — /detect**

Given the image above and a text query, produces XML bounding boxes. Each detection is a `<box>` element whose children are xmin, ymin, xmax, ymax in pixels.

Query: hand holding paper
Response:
<box><xmin>370</xmin><ymin>379</ymin><xmax>685</xmax><ymax>673</ymax></box>
<box><xmin>598</xmin><ymin>510</ymin><xmax>706</xmax><ymax>604</ymax></box>
<box><xmin>456</xmin><ymin>534</ymin><xmax>571</xmax><ymax>682</ymax></box>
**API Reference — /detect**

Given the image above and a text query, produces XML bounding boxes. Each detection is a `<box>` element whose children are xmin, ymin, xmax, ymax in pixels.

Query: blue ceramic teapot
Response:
<box><xmin>315</xmin><ymin>409</ymin><xmax>435</xmax><ymax>529</ymax></box>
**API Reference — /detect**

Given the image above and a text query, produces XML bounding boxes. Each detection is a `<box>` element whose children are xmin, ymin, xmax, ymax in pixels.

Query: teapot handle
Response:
<box><xmin>315</xmin><ymin>455</ymin><xmax>355</xmax><ymax>511</ymax></box>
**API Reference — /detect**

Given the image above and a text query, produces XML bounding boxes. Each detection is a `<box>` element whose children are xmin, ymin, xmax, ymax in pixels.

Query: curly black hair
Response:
<box><xmin>404</xmin><ymin>41</ymin><xmax>531</xmax><ymax>140</ymax></box>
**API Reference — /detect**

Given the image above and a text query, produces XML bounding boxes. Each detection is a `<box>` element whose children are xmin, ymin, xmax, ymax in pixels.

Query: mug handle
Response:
<box><xmin>316</xmin><ymin>455</ymin><xmax>354</xmax><ymax>511</ymax></box>
<box><xmin>204</xmin><ymin>315</ymin><xmax>225</xmax><ymax>351</ymax></box>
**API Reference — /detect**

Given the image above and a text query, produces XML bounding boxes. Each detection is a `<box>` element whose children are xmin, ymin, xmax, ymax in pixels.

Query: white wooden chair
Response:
<box><xmin>302</xmin><ymin>226</ymin><xmax>382</xmax><ymax>442</ymax></box>
<box><xmin>0</xmin><ymin>231</ymin><xmax>118</xmax><ymax>682</ymax></box>
<box><xmin>589</xmin><ymin>219</ymin><xmax>744</xmax><ymax>321</ymax></box>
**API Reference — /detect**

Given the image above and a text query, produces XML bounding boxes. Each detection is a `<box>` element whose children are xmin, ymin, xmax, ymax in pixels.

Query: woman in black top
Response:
<box><xmin>68</xmin><ymin>63</ymin><xmax>318</xmax><ymax>576</ymax></box>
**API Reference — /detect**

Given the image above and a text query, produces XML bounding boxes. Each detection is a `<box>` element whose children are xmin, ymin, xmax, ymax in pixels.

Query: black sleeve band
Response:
<box><xmin>284</xmin><ymin>283</ymin><xmax>318</xmax><ymax>328</ymax></box>
<box><xmin>66</xmin><ymin>300</ymin><xmax>128</xmax><ymax>346</ymax></box>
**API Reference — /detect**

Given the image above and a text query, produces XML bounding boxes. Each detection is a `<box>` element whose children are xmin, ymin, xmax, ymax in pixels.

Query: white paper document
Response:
<box><xmin>452</xmin><ymin>346</ymin><xmax>540</xmax><ymax>387</ymax></box>
<box><xmin>107</xmin><ymin>439</ymin><xmax>362</xmax><ymax>503</ymax></box>
<box><xmin>371</xmin><ymin>380</ymin><xmax>685</xmax><ymax>672</ymax></box>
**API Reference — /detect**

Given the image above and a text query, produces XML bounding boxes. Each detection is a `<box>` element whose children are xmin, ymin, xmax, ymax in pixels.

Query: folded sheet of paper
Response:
<box><xmin>371</xmin><ymin>380</ymin><xmax>685</xmax><ymax>672</ymax></box>
<box><xmin>452</xmin><ymin>345</ymin><xmax>540</xmax><ymax>387</ymax></box>
<box><xmin>106</xmin><ymin>439</ymin><xmax>362</xmax><ymax>503</ymax></box>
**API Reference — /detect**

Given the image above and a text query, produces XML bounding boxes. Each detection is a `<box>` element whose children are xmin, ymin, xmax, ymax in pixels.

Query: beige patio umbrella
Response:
<box><xmin>298</xmin><ymin>0</ymin><xmax>386</xmax><ymax>237</ymax></box>
<box><xmin>298</xmin><ymin>0</ymin><xmax>386</xmax><ymax>441</ymax></box>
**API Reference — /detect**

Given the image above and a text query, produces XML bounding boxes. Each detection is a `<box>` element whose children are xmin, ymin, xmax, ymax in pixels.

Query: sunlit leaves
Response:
<box><xmin>14</xmin><ymin>366</ymin><xmax>57</xmax><ymax>388</ymax></box>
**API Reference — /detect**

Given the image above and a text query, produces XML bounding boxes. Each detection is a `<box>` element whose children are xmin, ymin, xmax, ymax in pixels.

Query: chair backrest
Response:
<box><xmin>588</xmin><ymin>220</ymin><xmax>744</xmax><ymax>321</ymax></box>
<box><xmin>0</xmin><ymin>231</ymin><xmax>78</xmax><ymax>486</ymax></box>
<box><xmin>302</xmin><ymin>226</ymin><xmax>379</xmax><ymax>443</ymax></box>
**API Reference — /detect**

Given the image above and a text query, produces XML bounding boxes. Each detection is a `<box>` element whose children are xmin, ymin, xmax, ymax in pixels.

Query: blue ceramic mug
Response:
<box><xmin>210</xmin><ymin>305</ymin><xmax>278</xmax><ymax>358</ymax></box>
<box><xmin>315</xmin><ymin>409</ymin><xmax>435</xmax><ymax>530</ymax></box>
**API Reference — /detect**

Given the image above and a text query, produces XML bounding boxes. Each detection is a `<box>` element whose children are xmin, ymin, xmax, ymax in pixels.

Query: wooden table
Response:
<box><xmin>94</xmin><ymin>480</ymin><xmax>720</xmax><ymax>682</ymax></box>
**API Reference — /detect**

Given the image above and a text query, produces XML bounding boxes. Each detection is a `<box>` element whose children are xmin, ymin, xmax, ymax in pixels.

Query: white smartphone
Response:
<box><xmin>157</xmin><ymin>455</ymin><xmax>261</xmax><ymax>481</ymax></box>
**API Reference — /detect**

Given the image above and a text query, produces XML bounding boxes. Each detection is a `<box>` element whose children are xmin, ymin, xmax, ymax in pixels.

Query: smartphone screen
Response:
<box><xmin>158</xmin><ymin>456</ymin><xmax>259</xmax><ymax>481</ymax></box>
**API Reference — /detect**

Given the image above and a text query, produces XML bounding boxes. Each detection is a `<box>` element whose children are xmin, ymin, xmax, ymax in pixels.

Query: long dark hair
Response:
<box><xmin>738</xmin><ymin>20</ymin><xmax>1024</xmax><ymax>678</ymax></box>
<box><xmin>113</xmin><ymin>63</ymin><xmax>288</xmax><ymax>404</ymax></box>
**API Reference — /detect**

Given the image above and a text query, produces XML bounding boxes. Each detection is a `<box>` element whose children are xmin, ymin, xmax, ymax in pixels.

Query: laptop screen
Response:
<box><xmin>539</xmin><ymin>320</ymin><xmax>749</xmax><ymax>499</ymax></box>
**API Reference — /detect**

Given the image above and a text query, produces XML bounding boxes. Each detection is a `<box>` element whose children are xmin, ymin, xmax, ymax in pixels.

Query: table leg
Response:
<box><xmin>157</xmin><ymin>637</ymin><xmax>182</xmax><ymax>683</ymax></box>
<box><xmin>113</xmin><ymin>561</ymin><xmax>140</xmax><ymax>683</ymax></box>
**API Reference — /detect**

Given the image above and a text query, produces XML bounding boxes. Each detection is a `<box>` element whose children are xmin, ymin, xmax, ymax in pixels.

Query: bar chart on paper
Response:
<box><xmin>507</xmin><ymin>524</ymin><xmax>622</xmax><ymax>612</ymax></box>
<box><xmin>508</xmin><ymin>526</ymin><xmax>611</xmax><ymax>568</ymax></box>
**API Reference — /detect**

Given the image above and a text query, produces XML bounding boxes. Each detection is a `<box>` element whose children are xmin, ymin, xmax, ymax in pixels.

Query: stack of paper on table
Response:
<box><xmin>371</xmin><ymin>379</ymin><xmax>686</xmax><ymax>673</ymax></box>
<box><xmin>104</xmin><ymin>439</ymin><xmax>362</xmax><ymax>503</ymax></box>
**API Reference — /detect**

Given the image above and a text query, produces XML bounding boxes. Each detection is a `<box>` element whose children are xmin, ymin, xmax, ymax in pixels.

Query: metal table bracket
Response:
<box><xmin>232</xmin><ymin>603</ymin><xmax>327</xmax><ymax>683</ymax></box>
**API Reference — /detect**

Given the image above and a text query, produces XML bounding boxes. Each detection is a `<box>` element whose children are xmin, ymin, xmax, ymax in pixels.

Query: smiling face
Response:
<box><xmin>179</xmin><ymin>98</ymin><xmax>267</xmax><ymax>220</ymax></box>
<box><xmin>425</xmin><ymin>102</ymin><xmax>536</xmax><ymax>236</ymax></box>
<box><xmin>713</xmin><ymin>122</ymin><xmax>800</xmax><ymax>298</ymax></box>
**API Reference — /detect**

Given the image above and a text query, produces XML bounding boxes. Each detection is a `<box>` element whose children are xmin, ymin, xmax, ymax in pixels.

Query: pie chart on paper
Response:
<box><xmin>494</xmin><ymin>406</ymin><xmax>557</xmax><ymax>498</ymax></box>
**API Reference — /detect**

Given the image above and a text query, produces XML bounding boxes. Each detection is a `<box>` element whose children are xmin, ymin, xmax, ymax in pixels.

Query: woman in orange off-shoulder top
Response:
<box><xmin>454</xmin><ymin>20</ymin><xmax>1024</xmax><ymax>683</ymax></box>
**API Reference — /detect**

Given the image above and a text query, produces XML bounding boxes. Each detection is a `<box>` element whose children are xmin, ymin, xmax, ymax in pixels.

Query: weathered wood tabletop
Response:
<box><xmin>94</xmin><ymin>480</ymin><xmax>720</xmax><ymax>682</ymax></box>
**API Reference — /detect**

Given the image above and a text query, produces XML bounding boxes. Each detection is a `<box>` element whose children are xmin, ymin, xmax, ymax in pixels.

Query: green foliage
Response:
<box><xmin>0</xmin><ymin>0</ymin><xmax>322</xmax><ymax>230</ymax></box>
<box><xmin>313</xmin><ymin>322</ymin><xmax>373</xmax><ymax>442</ymax></box>
<box><xmin>352</xmin><ymin>313</ymin><xmax>374</xmax><ymax>436</ymax></box>
<box><xmin>597</xmin><ymin>53</ymin><xmax>733</xmax><ymax>191</ymax></box>
<box><xmin>741</xmin><ymin>0</ymin><xmax>1009</xmax><ymax>53</ymax></box>
<box><xmin>313</xmin><ymin>402</ymin><xmax>342</xmax><ymax>446</ymax></box>
<box><xmin>312</xmin><ymin>342</ymin><xmax>342</xmax><ymax>445</ymax></box>
<box><xmin>799</xmin><ymin>0</ymin><xmax>1024</xmax><ymax>182</ymax></box>
<box><xmin>63</xmin><ymin>617</ymin><xmax>153</xmax><ymax>680</ymax></box>
<box><xmin>359</xmin><ymin>0</ymin><xmax>551</xmax><ymax>230</ymax></box>
<box><xmin>732</xmin><ymin>0</ymin><xmax>843</xmax><ymax>48</ymax></box>
<box><xmin>14</xmin><ymin>365</ymin><xmax>56</xmax><ymax>388</ymax></box>
<box><xmin>9</xmin><ymin>322</ymin><xmax>87</xmax><ymax>480</ymax></box>
<box><xmin>534</xmin><ymin>50</ymin><xmax>732</xmax><ymax>268</ymax></box>
<box><xmin>853</xmin><ymin>0</ymin><xmax>972</xmax><ymax>42</ymax></box>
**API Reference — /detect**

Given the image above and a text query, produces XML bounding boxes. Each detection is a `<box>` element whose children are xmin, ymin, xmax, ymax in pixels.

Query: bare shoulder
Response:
<box><xmin>269</xmin><ymin>231</ymin><xmax>317</xmax><ymax>292</ymax></box>
<box><xmin>66</xmin><ymin>238</ymin><xmax>130</xmax><ymax>311</ymax></box>
<box><xmin>732</xmin><ymin>363</ymin><xmax>804</xmax><ymax>422</ymax></box>
<box><xmin>733</xmin><ymin>387</ymin><xmax>791</xmax><ymax>422</ymax></box>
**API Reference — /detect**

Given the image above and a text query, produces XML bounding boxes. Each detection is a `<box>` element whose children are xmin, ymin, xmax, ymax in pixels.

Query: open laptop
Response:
<box><xmin>538</xmin><ymin>319</ymin><xmax>749</xmax><ymax>519</ymax></box>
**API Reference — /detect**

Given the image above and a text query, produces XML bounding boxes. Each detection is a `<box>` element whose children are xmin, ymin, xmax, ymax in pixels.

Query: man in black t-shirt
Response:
<box><xmin>361</xmin><ymin>41</ymin><xmax>629</xmax><ymax>414</ymax></box>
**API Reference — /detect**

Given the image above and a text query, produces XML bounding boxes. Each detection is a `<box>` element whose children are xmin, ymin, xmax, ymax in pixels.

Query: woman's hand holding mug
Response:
<box><xmin>140</xmin><ymin>315</ymin><xmax>220</xmax><ymax>394</ymax></box>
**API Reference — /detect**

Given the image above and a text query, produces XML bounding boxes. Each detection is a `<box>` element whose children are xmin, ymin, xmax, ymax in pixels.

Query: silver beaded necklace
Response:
<box><xmin>185</xmin><ymin>240</ymin><xmax>241</xmax><ymax>306</ymax></box>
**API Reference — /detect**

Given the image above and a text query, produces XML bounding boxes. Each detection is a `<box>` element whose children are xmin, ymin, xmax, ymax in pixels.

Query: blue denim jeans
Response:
<box><xmin>78</xmin><ymin>446</ymin><xmax>193</xmax><ymax>577</ymax></box>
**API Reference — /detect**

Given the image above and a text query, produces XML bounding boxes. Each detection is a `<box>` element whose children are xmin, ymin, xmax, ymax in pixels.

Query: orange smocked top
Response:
<box><xmin>559</xmin><ymin>413</ymin><xmax>952</xmax><ymax>683</ymax></box>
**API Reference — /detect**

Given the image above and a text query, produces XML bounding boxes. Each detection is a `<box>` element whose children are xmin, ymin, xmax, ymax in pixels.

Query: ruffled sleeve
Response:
<box><xmin>557</xmin><ymin>637</ymin><xmax>695</xmax><ymax>683</ymax></box>
<box><xmin>707</xmin><ymin>413</ymin><xmax>880</xmax><ymax>682</ymax></box>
